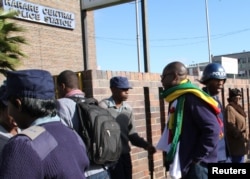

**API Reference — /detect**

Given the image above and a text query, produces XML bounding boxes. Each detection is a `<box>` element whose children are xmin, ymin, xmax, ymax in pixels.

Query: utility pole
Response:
<box><xmin>141</xmin><ymin>0</ymin><xmax>150</xmax><ymax>72</ymax></box>
<box><xmin>205</xmin><ymin>0</ymin><xmax>212</xmax><ymax>63</ymax></box>
<box><xmin>135</xmin><ymin>0</ymin><xmax>141</xmax><ymax>72</ymax></box>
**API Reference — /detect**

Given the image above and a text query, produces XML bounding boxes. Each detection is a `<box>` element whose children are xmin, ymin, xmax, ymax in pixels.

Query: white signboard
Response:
<box><xmin>82</xmin><ymin>0</ymin><xmax>134</xmax><ymax>10</ymax></box>
<box><xmin>1</xmin><ymin>0</ymin><xmax>75</xmax><ymax>29</ymax></box>
<box><xmin>221</xmin><ymin>57</ymin><xmax>238</xmax><ymax>74</ymax></box>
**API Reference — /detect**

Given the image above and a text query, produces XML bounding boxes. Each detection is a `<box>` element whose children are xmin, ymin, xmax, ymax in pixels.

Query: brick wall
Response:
<box><xmin>76</xmin><ymin>69</ymin><xmax>250</xmax><ymax>179</ymax></box>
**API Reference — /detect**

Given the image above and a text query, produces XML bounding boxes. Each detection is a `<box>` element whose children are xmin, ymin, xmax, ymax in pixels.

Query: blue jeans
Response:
<box><xmin>86</xmin><ymin>170</ymin><xmax>110</xmax><ymax>179</ymax></box>
<box><xmin>184</xmin><ymin>163</ymin><xmax>208</xmax><ymax>179</ymax></box>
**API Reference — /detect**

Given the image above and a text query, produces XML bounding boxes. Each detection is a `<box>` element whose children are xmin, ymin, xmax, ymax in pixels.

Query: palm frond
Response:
<box><xmin>0</xmin><ymin>8</ymin><xmax>27</xmax><ymax>76</ymax></box>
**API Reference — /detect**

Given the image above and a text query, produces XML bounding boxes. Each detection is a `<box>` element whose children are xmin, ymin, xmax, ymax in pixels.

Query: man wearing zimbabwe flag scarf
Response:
<box><xmin>157</xmin><ymin>61</ymin><xmax>223</xmax><ymax>179</ymax></box>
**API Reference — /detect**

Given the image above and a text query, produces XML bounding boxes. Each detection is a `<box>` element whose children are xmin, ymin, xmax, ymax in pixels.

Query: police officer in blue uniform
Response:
<box><xmin>0</xmin><ymin>69</ymin><xmax>90</xmax><ymax>178</ymax></box>
<box><xmin>199</xmin><ymin>63</ymin><xmax>231</xmax><ymax>163</ymax></box>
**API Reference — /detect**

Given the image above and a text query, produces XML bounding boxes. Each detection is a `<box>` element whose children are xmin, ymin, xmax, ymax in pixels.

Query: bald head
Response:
<box><xmin>163</xmin><ymin>61</ymin><xmax>187</xmax><ymax>77</ymax></box>
<box><xmin>161</xmin><ymin>61</ymin><xmax>188</xmax><ymax>90</ymax></box>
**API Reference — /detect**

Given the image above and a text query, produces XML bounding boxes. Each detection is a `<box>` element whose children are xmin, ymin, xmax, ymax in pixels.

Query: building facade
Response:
<box><xmin>213</xmin><ymin>51</ymin><xmax>250</xmax><ymax>79</ymax></box>
<box><xmin>0</xmin><ymin>0</ymin><xmax>97</xmax><ymax>83</ymax></box>
<box><xmin>187</xmin><ymin>51</ymin><xmax>250</xmax><ymax>79</ymax></box>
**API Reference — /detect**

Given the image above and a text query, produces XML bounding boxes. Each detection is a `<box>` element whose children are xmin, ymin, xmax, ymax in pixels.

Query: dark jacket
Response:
<box><xmin>179</xmin><ymin>93</ymin><xmax>220</xmax><ymax>177</ymax></box>
<box><xmin>202</xmin><ymin>87</ymin><xmax>230</xmax><ymax>162</ymax></box>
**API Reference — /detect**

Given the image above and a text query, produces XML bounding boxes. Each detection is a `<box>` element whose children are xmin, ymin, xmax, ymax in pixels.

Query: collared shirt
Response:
<box><xmin>30</xmin><ymin>115</ymin><xmax>61</xmax><ymax>127</ymax></box>
<box><xmin>65</xmin><ymin>89</ymin><xmax>85</xmax><ymax>98</ymax></box>
<box><xmin>103</xmin><ymin>97</ymin><xmax>130</xmax><ymax>113</ymax></box>
<box><xmin>0</xmin><ymin>125</ymin><xmax>16</xmax><ymax>157</ymax></box>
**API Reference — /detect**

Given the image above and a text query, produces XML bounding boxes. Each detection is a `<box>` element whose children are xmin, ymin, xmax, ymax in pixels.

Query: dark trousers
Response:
<box><xmin>183</xmin><ymin>163</ymin><xmax>208</xmax><ymax>179</ymax></box>
<box><xmin>110</xmin><ymin>153</ymin><xmax>132</xmax><ymax>179</ymax></box>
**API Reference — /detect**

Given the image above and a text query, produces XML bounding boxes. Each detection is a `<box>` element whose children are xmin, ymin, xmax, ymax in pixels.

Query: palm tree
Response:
<box><xmin>0</xmin><ymin>8</ymin><xmax>27</xmax><ymax>76</ymax></box>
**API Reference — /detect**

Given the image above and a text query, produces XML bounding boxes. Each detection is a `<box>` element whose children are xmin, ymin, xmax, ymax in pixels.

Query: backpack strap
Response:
<box><xmin>84</xmin><ymin>98</ymin><xmax>98</xmax><ymax>105</ymax></box>
<box><xmin>66</xmin><ymin>96</ymin><xmax>91</xmax><ymax>143</ymax></box>
<box><xmin>66</xmin><ymin>96</ymin><xmax>85</xmax><ymax>103</ymax></box>
<box><xmin>67</xmin><ymin>96</ymin><xmax>98</xmax><ymax>105</ymax></box>
<box><xmin>67</xmin><ymin>96</ymin><xmax>99</xmax><ymax>134</ymax></box>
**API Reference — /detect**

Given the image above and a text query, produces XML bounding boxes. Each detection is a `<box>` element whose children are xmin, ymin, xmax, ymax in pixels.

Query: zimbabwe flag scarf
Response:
<box><xmin>161</xmin><ymin>79</ymin><xmax>223</xmax><ymax>162</ymax></box>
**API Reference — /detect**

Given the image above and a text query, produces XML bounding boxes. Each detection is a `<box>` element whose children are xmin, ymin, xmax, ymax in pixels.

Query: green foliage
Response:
<box><xmin>0</xmin><ymin>8</ymin><xmax>27</xmax><ymax>76</ymax></box>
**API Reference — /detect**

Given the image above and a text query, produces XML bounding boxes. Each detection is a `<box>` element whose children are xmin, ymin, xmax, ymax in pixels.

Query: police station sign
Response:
<box><xmin>1</xmin><ymin>0</ymin><xmax>75</xmax><ymax>29</ymax></box>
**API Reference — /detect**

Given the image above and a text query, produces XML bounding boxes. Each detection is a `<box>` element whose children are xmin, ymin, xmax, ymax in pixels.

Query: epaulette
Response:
<box><xmin>19</xmin><ymin>125</ymin><xmax>58</xmax><ymax>160</ymax></box>
<box><xmin>19</xmin><ymin>126</ymin><xmax>45</xmax><ymax>140</ymax></box>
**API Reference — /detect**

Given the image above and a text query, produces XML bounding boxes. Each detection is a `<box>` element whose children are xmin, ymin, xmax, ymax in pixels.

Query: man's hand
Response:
<box><xmin>147</xmin><ymin>144</ymin><xmax>156</xmax><ymax>154</ymax></box>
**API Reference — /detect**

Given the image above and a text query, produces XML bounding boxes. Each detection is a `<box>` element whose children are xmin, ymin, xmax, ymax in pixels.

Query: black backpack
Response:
<box><xmin>68</xmin><ymin>97</ymin><xmax>122</xmax><ymax>165</ymax></box>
